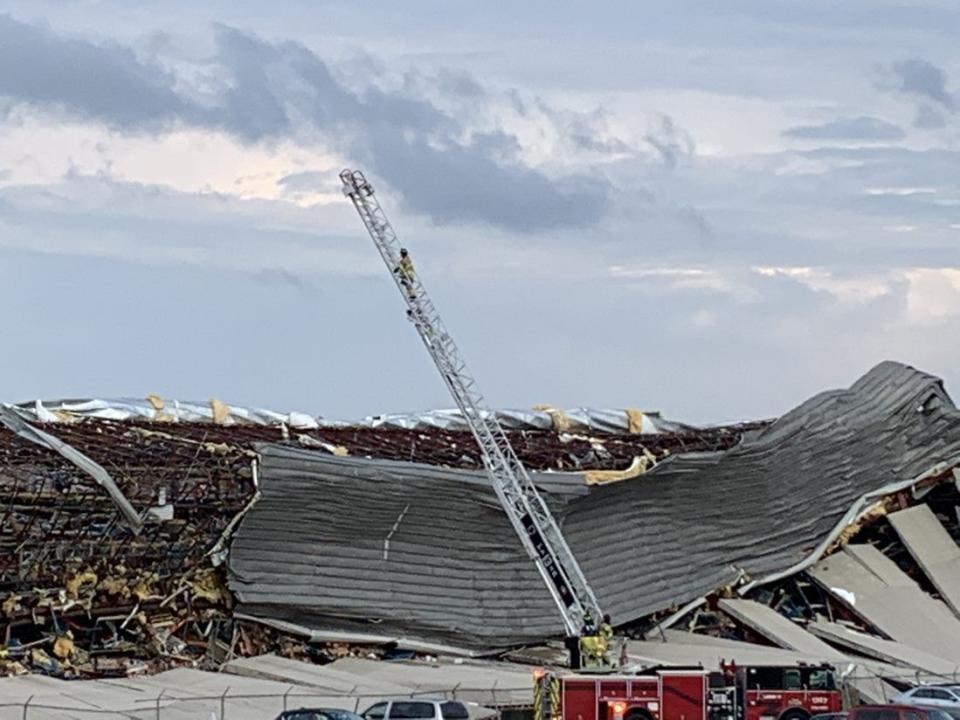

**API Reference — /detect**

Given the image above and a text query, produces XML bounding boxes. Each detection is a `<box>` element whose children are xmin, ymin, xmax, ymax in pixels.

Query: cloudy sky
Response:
<box><xmin>1</xmin><ymin>1</ymin><xmax>958</xmax><ymax>423</ymax></box>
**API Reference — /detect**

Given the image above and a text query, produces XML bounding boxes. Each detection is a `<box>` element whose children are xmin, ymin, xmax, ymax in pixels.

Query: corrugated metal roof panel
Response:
<box><xmin>229</xmin><ymin>361</ymin><xmax>960</xmax><ymax>651</ymax></box>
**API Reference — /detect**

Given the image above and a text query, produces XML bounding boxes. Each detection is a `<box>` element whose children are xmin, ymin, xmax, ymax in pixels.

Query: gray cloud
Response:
<box><xmin>644</xmin><ymin>115</ymin><xmax>695</xmax><ymax>170</ymax></box>
<box><xmin>278</xmin><ymin>171</ymin><xmax>328</xmax><ymax>194</ymax></box>
<box><xmin>783</xmin><ymin>116</ymin><xmax>905</xmax><ymax>141</ymax></box>
<box><xmin>879</xmin><ymin>58</ymin><xmax>955</xmax><ymax>128</ymax></box>
<box><xmin>0</xmin><ymin>16</ymin><xmax>609</xmax><ymax>232</ymax></box>
<box><xmin>0</xmin><ymin>15</ymin><xmax>204</xmax><ymax>130</ymax></box>
<box><xmin>890</xmin><ymin>59</ymin><xmax>953</xmax><ymax>108</ymax></box>
<box><xmin>365</xmin><ymin>132</ymin><xmax>609</xmax><ymax>231</ymax></box>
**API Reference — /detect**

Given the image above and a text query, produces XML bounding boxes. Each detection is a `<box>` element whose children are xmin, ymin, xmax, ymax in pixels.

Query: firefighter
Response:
<box><xmin>599</xmin><ymin>614</ymin><xmax>613</xmax><ymax>640</ymax></box>
<box><xmin>395</xmin><ymin>248</ymin><xmax>416</xmax><ymax>299</ymax></box>
<box><xmin>598</xmin><ymin>614</ymin><xmax>613</xmax><ymax>656</ymax></box>
<box><xmin>581</xmin><ymin>611</ymin><xmax>597</xmax><ymax>636</ymax></box>
<box><xmin>579</xmin><ymin>611</ymin><xmax>614</xmax><ymax>668</ymax></box>
<box><xmin>597</xmin><ymin>614</ymin><xmax>613</xmax><ymax>666</ymax></box>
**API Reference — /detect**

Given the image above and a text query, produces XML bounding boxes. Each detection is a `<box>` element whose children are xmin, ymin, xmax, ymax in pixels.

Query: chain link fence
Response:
<box><xmin>0</xmin><ymin>684</ymin><xmax>531</xmax><ymax>720</ymax></box>
<box><xmin>3</xmin><ymin>668</ymin><xmax>959</xmax><ymax>720</ymax></box>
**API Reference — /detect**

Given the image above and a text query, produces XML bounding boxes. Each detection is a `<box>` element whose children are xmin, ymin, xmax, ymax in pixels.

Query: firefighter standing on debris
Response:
<box><xmin>395</xmin><ymin>248</ymin><xmax>416</xmax><ymax>299</ymax></box>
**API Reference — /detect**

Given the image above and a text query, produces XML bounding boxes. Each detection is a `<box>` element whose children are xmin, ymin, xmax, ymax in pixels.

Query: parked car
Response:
<box><xmin>361</xmin><ymin>699</ymin><xmax>471</xmax><ymax>720</ymax></box>
<box><xmin>891</xmin><ymin>687</ymin><xmax>960</xmax><ymax>717</ymax></box>
<box><xmin>811</xmin><ymin>713</ymin><xmax>848</xmax><ymax>720</ymax></box>
<box><xmin>848</xmin><ymin>705</ymin><xmax>955</xmax><ymax>720</ymax></box>
<box><xmin>276</xmin><ymin>709</ymin><xmax>366</xmax><ymax>720</ymax></box>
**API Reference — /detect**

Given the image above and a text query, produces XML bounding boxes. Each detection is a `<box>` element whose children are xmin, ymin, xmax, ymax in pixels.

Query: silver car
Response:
<box><xmin>890</xmin><ymin>687</ymin><xmax>960</xmax><ymax>718</ymax></box>
<box><xmin>362</xmin><ymin>700</ymin><xmax>471</xmax><ymax>720</ymax></box>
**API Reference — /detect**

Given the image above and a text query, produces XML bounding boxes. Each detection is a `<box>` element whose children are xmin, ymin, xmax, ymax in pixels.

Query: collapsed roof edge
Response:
<box><xmin>650</xmin><ymin>456</ymin><xmax>960</xmax><ymax>637</ymax></box>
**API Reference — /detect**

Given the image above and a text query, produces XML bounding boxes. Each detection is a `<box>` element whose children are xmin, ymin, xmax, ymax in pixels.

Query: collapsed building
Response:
<box><xmin>1</xmin><ymin>360</ymin><xmax>959</xmax><ymax>698</ymax></box>
<box><xmin>0</xmin><ymin>393</ymin><xmax>752</xmax><ymax>675</ymax></box>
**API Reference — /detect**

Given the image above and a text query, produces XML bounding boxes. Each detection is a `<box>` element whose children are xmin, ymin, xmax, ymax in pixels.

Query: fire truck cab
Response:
<box><xmin>534</xmin><ymin>663</ymin><xmax>842</xmax><ymax>720</ymax></box>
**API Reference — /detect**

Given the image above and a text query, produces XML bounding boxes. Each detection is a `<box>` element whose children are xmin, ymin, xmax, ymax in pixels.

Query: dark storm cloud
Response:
<box><xmin>0</xmin><ymin>15</ymin><xmax>205</xmax><ymax>130</ymax></box>
<box><xmin>364</xmin><ymin>131</ymin><xmax>609</xmax><ymax>231</ymax></box>
<box><xmin>782</xmin><ymin>116</ymin><xmax>905</xmax><ymax>141</ymax></box>
<box><xmin>0</xmin><ymin>16</ymin><xmax>608</xmax><ymax>232</ymax></box>
<box><xmin>878</xmin><ymin>58</ymin><xmax>955</xmax><ymax>129</ymax></box>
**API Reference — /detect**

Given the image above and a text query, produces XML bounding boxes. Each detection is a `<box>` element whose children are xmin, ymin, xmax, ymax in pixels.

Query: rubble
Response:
<box><xmin>0</xmin><ymin>404</ymin><xmax>755</xmax><ymax>677</ymax></box>
<box><xmin>0</xmin><ymin>359</ymin><xmax>958</xmax><ymax>702</ymax></box>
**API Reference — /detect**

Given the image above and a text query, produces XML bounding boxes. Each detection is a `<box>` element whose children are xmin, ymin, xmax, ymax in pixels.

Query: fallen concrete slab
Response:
<box><xmin>889</xmin><ymin>504</ymin><xmax>960</xmax><ymax>618</ymax></box>
<box><xmin>845</xmin><ymin>673</ymin><xmax>900</xmax><ymax>705</ymax></box>
<box><xmin>227</xmin><ymin>654</ymin><xmax>526</xmax><ymax>711</ymax></box>
<box><xmin>327</xmin><ymin>657</ymin><xmax>532</xmax><ymax>709</ymax></box>
<box><xmin>660</xmin><ymin>630</ymin><xmax>786</xmax><ymax>649</ymax></box>
<box><xmin>809</xmin><ymin>620</ymin><xmax>960</xmax><ymax>679</ymax></box>
<box><xmin>845</xmin><ymin>544</ymin><xmax>919</xmax><ymax>588</ymax></box>
<box><xmin>224</xmin><ymin>653</ymin><xmax>412</xmax><ymax>702</ymax></box>
<box><xmin>718</xmin><ymin>599</ymin><xmax>846</xmax><ymax>659</ymax></box>
<box><xmin>808</xmin><ymin>549</ymin><xmax>960</xmax><ymax>664</ymax></box>
<box><xmin>626</xmin><ymin>639</ymin><xmax>831</xmax><ymax>669</ymax></box>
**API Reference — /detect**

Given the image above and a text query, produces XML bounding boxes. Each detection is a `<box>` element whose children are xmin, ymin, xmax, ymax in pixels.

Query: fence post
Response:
<box><xmin>220</xmin><ymin>686</ymin><xmax>230</xmax><ymax>720</ymax></box>
<box><xmin>22</xmin><ymin>695</ymin><xmax>32</xmax><ymax>720</ymax></box>
<box><xmin>156</xmin><ymin>689</ymin><xmax>165</xmax><ymax>720</ymax></box>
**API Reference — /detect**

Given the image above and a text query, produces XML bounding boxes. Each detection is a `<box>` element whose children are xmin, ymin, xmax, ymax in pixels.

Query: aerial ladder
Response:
<box><xmin>340</xmin><ymin>169</ymin><xmax>605</xmax><ymax>661</ymax></box>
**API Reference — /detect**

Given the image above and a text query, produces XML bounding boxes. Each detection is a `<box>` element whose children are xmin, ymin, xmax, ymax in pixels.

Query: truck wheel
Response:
<box><xmin>779</xmin><ymin>709</ymin><xmax>811</xmax><ymax>720</ymax></box>
<box><xmin>625</xmin><ymin>710</ymin><xmax>653</xmax><ymax>720</ymax></box>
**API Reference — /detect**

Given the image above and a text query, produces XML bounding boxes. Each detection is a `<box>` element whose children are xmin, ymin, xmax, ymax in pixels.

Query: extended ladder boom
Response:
<box><xmin>340</xmin><ymin>168</ymin><xmax>602</xmax><ymax>637</ymax></box>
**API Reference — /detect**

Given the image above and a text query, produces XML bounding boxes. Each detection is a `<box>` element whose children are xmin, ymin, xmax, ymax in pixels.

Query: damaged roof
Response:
<box><xmin>228</xmin><ymin>361</ymin><xmax>960</xmax><ymax>652</ymax></box>
<box><xmin>0</xmin><ymin>392</ymin><xmax>750</xmax><ymax>670</ymax></box>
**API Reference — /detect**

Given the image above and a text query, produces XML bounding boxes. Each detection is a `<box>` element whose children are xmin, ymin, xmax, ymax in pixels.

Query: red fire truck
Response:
<box><xmin>534</xmin><ymin>663</ymin><xmax>842</xmax><ymax>720</ymax></box>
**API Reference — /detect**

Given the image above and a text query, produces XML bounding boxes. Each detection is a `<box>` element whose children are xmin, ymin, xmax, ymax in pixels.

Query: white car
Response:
<box><xmin>891</xmin><ymin>686</ymin><xmax>960</xmax><ymax>717</ymax></box>
<box><xmin>362</xmin><ymin>700</ymin><xmax>471</xmax><ymax>720</ymax></box>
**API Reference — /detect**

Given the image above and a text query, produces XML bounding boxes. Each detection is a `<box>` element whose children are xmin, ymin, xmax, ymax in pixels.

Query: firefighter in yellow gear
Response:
<box><xmin>598</xmin><ymin>614</ymin><xmax>613</xmax><ymax>645</ymax></box>
<box><xmin>580</xmin><ymin>613</ymin><xmax>614</xmax><ymax>668</ymax></box>
<box><xmin>395</xmin><ymin>248</ymin><xmax>416</xmax><ymax>299</ymax></box>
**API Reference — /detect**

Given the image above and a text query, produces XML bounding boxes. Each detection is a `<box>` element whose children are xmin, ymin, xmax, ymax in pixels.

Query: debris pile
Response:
<box><xmin>2</xmin><ymin>360</ymin><xmax>958</xmax><ymax>697</ymax></box>
<box><xmin>0</xmin><ymin>420</ymin><xmax>257</xmax><ymax>676</ymax></box>
<box><xmin>228</xmin><ymin>362</ymin><xmax>960</xmax><ymax>655</ymax></box>
<box><xmin>0</xmin><ymin>405</ymin><xmax>756</xmax><ymax>676</ymax></box>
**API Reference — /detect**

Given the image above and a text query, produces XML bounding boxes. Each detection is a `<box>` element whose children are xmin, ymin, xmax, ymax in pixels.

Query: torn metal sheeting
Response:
<box><xmin>0</xmin><ymin>404</ymin><xmax>142</xmax><ymax>531</ymax></box>
<box><xmin>230</xmin><ymin>361</ymin><xmax>960</xmax><ymax>652</ymax></box>
<box><xmin>228</xmin><ymin>450</ymin><xmax>576</xmax><ymax>650</ymax></box>
<box><xmin>568</xmin><ymin>362</ymin><xmax>960</xmax><ymax>625</ymax></box>
<box><xmin>15</xmin><ymin>396</ymin><xmax>712</xmax><ymax>435</ymax></box>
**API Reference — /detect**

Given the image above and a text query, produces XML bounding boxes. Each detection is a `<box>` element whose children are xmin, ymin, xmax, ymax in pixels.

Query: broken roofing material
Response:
<box><xmin>716</xmin><ymin>599</ymin><xmax>845</xmax><ymax>659</ymax></box>
<box><xmin>0</xmin><ymin>404</ymin><xmax>142</xmax><ymax>531</ymax></box>
<box><xmin>14</xmin><ymin>397</ymin><xmax>702</xmax><ymax>434</ymax></box>
<box><xmin>0</xmin><ymin>411</ymin><xmax>753</xmax><ymax>671</ymax></box>
<box><xmin>807</xmin><ymin>547</ymin><xmax>960</xmax><ymax>664</ymax></box>
<box><xmin>807</xmin><ymin>620</ymin><xmax>960</xmax><ymax>676</ymax></box>
<box><xmin>228</xmin><ymin>450</ymin><xmax>577</xmax><ymax>652</ymax></box>
<box><xmin>229</xmin><ymin>361</ymin><xmax>960</xmax><ymax>652</ymax></box>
